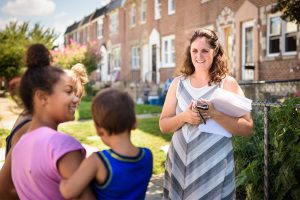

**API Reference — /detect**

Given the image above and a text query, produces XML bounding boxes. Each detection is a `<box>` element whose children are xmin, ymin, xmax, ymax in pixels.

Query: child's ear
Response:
<box><xmin>95</xmin><ymin>126</ymin><xmax>109</xmax><ymax>137</ymax></box>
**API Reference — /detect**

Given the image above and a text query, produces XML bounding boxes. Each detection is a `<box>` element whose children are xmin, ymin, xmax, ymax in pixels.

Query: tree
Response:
<box><xmin>272</xmin><ymin>0</ymin><xmax>300</xmax><ymax>24</ymax></box>
<box><xmin>0</xmin><ymin>21</ymin><xmax>57</xmax><ymax>92</ymax></box>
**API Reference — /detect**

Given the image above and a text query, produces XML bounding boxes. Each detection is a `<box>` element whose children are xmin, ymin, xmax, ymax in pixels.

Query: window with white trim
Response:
<box><xmin>97</xmin><ymin>18</ymin><xmax>103</xmax><ymax>38</ymax></box>
<box><xmin>162</xmin><ymin>35</ymin><xmax>175</xmax><ymax>67</ymax></box>
<box><xmin>109</xmin><ymin>11</ymin><xmax>119</xmax><ymax>34</ymax></box>
<box><xmin>168</xmin><ymin>0</ymin><xmax>175</xmax><ymax>15</ymax></box>
<box><xmin>131</xmin><ymin>4</ymin><xmax>136</xmax><ymax>26</ymax></box>
<box><xmin>141</xmin><ymin>0</ymin><xmax>146</xmax><ymax>23</ymax></box>
<box><xmin>131</xmin><ymin>46</ymin><xmax>141</xmax><ymax>69</ymax></box>
<box><xmin>267</xmin><ymin>14</ymin><xmax>298</xmax><ymax>56</ymax></box>
<box><xmin>110</xmin><ymin>46</ymin><xmax>121</xmax><ymax>70</ymax></box>
<box><xmin>154</xmin><ymin>0</ymin><xmax>161</xmax><ymax>20</ymax></box>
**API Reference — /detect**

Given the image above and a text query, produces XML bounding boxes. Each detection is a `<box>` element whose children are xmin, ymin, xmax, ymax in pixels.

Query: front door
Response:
<box><xmin>224</xmin><ymin>27</ymin><xmax>233</xmax><ymax>75</ymax></box>
<box><xmin>152</xmin><ymin>44</ymin><xmax>157</xmax><ymax>83</ymax></box>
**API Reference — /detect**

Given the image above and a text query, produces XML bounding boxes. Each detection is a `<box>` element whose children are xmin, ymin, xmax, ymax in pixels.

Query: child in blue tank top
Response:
<box><xmin>60</xmin><ymin>88</ymin><xmax>153</xmax><ymax>200</ymax></box>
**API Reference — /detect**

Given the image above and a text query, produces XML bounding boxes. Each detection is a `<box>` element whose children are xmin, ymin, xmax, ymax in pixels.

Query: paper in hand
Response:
<box><xmin>198</xmin><ymin>88</ymin><xmax>252</xmax><ymax>138</ymax></box>
<box><xmin>210</xmin><ymin>88</ymin><xmax>252</xmax><ymax>117</ymax></box>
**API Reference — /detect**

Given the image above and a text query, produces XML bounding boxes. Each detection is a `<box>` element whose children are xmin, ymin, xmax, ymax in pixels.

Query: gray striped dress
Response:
<box><xmin>163</xmin><ymin>77</ymin><xmax>235</xmax><ymax>200</ymax></box>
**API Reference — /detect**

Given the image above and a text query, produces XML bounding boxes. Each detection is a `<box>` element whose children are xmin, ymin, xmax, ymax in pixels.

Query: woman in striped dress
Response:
<box><xmin>159</xmin><ymin>29</ymin><xmax>253</xmax><ymax>200</ymax></box>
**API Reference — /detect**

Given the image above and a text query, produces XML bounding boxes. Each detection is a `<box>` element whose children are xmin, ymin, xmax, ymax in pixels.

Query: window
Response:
<box><xmin>267</xmin><ymin>14</ymin><xmax>297</xmax><ymax>56</ymax></box>
<box><xmin>162</xmin><ymin>35</ymin><xmax>175</xmax><ymax>67</ymax></box>
<box><xmin>131</xmin><ymin>46</ymin><xmax>141</xmax><ymax>69</ymax></box>
<box><xmin>285</xmin><ymin>21</ymin><xmax>297</xmax><ymax>52</ymax></box>
<box><xmin>110</xmin><ymin>46</ymin><xmax>121</xmax><ymax>70</ymax></box>
<box><xmin>131</xmin><ymin>4</ymin><xmax>136</xmax><ymax>26</ymax></box>
<box><xmin>109</xmin><ymin>11</ymin><xmax>119</xmax><ymax>34</ymax></box>
<box><xmin>154</xmin><ymin>0</ymin><xmax>161</xmax><ymax>20</ymax></box>
<box><xmin>141</xmin><ymin>0</ymin><xmax>146</xmax><ymax>23</ymax></box>
<box><xmin>97</xmin><ymin>18</ymin><xmax>103</xmax><ymax>38</ymax></box>
<box><xmin>168</xmin><ymin>0</ymin><xmax>175</xmax><ymax>15</ymax></box>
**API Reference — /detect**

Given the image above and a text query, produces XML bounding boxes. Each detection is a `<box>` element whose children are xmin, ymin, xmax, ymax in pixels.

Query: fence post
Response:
<box><xmin>264</xmin><ymin>106</ymin><xmax>270</xmax><ymax>200</ymax></box>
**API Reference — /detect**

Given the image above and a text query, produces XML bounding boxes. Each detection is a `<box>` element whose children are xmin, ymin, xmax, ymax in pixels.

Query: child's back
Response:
<box><xmin>92</xmin><ymin>148</ymin><xmax>152</xmax><ymax>199</ymax></box>
<box><xmin>60</xmin><ymin>88</ymin><xmax>153</xmax><ymax>200</ymax></box>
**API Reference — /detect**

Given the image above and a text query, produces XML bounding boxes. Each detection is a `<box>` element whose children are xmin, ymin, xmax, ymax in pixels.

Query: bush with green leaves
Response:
<box><xmin>234</xmin><ymin>97</ymin><xmax>300</xmax><ymax>199</ymax></box>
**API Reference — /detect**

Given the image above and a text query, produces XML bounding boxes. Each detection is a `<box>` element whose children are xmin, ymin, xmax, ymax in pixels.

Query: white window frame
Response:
<box><xmin>154</xmin><ymin>0</ymin><xmax>161</xmax><ymax>20</ymax></box>
<box><xmin>141</xmin><ymin>0</ymin><xmax>146</xmax><ymax>23</ymax></box>
<box><xmin>109</xmin><ymin>11</ymin><xmax>119</xmax><ymax>34</ymax></box>
<box><xmin>168</xmin><ymin>0</ymin><xmax>175</xmax><ymax>15</ymax></box>
<box><xmin>283</xmin><ymin>21</ymin><xmax>298</xmax><ymax>56</ymax></box>
<box><xmin>131</xmin><ymin>46</ymin><xmax>141</xmax><ymax>70</ymax></box>
<box><xmin>97</xmin><ymin>17</ymin><xmax>104</xmax><ymax>39</ymax></box>
<box><xmin>267</xmin><ymin>13</ymin><xmax>298</xmax><ymax>57</ymax></box>
<box><xmin>110</xmin><ymin>45</ymin><xmax>121</xmax><ymax>70</ymax></box>
<box><xmin>130</xmin><ymin>4</ymin><xmax>136</xmax><ymax>27</ymax></box>
<box><xmin>161</xmin><ymin>35</ymin><xmax>175</xmax><ymax>67</ymax></box>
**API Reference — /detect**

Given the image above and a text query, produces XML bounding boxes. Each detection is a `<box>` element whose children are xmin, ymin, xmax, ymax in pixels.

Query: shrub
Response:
<box><xmin>234</xmin><ymin>97</ymin><xmax>300</xmax><ymax>199</ymax></box>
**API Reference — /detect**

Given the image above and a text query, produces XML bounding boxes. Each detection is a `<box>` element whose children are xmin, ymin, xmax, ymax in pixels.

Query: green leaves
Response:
<box><xmin>0</xmin><ymin>21</ymin><xmax>57</xmax><ymax>84</ymax></box>
<box><xmin>234</xmin><ymin>97</ymin><xmax>300</xmax><ymax>199</ymax></box>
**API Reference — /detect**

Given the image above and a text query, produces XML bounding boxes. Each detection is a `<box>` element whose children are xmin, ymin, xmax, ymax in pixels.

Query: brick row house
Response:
<box><xmin>64</xmin><ymin>0</ymin><xmax>300</xmax><ymax>90</ymax></box>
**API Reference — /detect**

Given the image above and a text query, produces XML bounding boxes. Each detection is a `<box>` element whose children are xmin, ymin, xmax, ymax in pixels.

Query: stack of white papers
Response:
<box><xmin>198</xmin><ymin>88</ymin><xmax>252</xmax><ymax>138</ymax></box>
<box><xmin>210</xmin><ymin>88</ymin><xmax>252</xmax><ymax>117</ymax></box>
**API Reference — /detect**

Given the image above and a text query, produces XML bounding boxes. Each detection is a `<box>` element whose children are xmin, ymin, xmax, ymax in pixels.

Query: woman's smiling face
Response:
<box><xmin>190</xmin><ymin>37</ymin><xmax>214</xmax><ymax>71</ymax></box>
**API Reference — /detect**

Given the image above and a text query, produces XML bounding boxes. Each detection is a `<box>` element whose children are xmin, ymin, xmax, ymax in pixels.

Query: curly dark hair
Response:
<box><xmin>179</xmin><ymin>29</ymin><xmax>228</xmax><ymax>85</ymax></box>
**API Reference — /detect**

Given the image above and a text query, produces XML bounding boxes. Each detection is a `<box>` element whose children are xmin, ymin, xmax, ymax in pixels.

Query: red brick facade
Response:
<box><xmin>64</xmin><ymin>0</ymin><xmax>300</xmax><ymax>84</ymax></box>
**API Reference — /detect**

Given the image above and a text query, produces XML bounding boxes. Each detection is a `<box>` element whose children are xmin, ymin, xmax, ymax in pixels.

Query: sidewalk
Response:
<box><xmin>0</xmin><ymin>97</ymin><xmax>164</xmax><ymax>199</ymax></box>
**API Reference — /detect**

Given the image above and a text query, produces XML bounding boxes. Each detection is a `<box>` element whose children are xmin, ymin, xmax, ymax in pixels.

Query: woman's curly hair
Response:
<box><xmin>179</xmin><ymin>29</ymin><xmax>228</xmax><ymax>85</ymax></box>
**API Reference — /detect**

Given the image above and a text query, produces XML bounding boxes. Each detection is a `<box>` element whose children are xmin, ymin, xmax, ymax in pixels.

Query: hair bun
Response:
<box><xmin>26</xmin><ymin>43</ymin><xmax>51</xmax><ymax>69</ymax></box>
<box><xmin>71</xmin><ymin>63</ymin><xmax>89</xmax><ymax>85</ymax></box>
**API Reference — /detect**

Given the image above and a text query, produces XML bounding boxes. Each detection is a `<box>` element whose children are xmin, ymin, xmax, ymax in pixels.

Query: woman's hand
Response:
<box><xmin>195</xmin><ymin>99</ymin><xmax>217</xmax><ymax>122</ymax></box>
<box><xmin>183</xmin><ymin>102</ymin><xmax>202</xmax><ymax>126</ymax></box>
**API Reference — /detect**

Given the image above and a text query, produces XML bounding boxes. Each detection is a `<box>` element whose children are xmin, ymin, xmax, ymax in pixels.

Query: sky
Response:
<box><xmin>0</xmin><ymin>0</ymin><xmax>110</xmax><ymax>46</ymax></box>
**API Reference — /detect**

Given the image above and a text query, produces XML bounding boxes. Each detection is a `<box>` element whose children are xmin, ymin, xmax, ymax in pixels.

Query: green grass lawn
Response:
<box><xmin>59</xmin><ymin>117</ymin><xmax>171</xmax><ymax>175</ymax></box>
<box><xmin>76</xmin><ymin>101</ymin><xmax>162</xmax><ymax>120</ymax></box>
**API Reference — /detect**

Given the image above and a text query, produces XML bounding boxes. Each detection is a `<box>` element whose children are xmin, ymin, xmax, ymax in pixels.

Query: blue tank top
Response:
<box><xmin>92</xmin><ymin>148</ymin><xmax>153</xmax><ymax>200</ymax></box>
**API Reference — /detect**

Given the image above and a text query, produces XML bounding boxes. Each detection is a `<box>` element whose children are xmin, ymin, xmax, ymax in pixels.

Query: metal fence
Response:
<box><xmin>240</xmin><ymin>79</ymin><xmax>300</xmax><ymax>102</ymax></box>
<box><xmin>244</xmin><ymin>100</ymin><xmax>299</xmax><ymax>200</ymax></box>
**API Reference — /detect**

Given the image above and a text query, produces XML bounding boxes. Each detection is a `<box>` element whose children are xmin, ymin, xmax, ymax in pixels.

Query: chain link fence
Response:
<box><xmin>240</xmin><ymin>79</ymin><xmax>300</xmax><ymax>102</ymax></box>
<box><xmin>234</xmin><ymin>87</ymin><xmax>300</xmax><ymax>200</ymax></box>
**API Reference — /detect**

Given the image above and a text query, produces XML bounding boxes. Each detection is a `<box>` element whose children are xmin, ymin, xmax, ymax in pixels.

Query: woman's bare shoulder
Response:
<box><xmin>222</xmin><ymin>76</ymin><xmax>241</xmax><ymax>94</ymax></box>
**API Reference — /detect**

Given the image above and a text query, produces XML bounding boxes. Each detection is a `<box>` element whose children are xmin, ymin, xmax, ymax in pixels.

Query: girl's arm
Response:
<box><xmin>0</xmin><ymin>150</ymin><xmax>19</xmax><ymax>200</ymax></box>
<box><xmin>204</xmin><ymin>76</ymin><xmax>253</xmax><ymax>136</ymax></box>
<box><xmin>159</xmin><ymin>77</ymin><xmax>201</xmax><ymax>133</ymax></box>
<box><xmin>0</xmin><ymin>123</ymin><xmax>30</xmax><ymax>200</ymax></box>
<box><xmin>59</xmin><ymin>152</ymin><xmax>105</xmax><ymax>199</ymax></box>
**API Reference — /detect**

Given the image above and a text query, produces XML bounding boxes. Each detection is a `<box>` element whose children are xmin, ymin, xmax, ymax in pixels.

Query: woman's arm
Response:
<box><xmin>58</xmin><ymin>152</ymin><xmax>102</xmax><ymax>200</ymax></box>
<box><xmin>159</xmin><ymin>77</ymin><xmax>201</xmax><ymax>133</ymax></box>
<box><xmin>205</xmin><ymin>76</ymin><xmax>253</xmax><ymax>136</ymax></box>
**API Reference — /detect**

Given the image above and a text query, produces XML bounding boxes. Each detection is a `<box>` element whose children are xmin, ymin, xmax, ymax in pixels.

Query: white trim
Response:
<box><xmin>154</xmin><ymin>0</ymin><xmax>161</xmax><ymax>20</ymax></box>
<box><xmin>161</xmin><ymin>35</ymin><xmax>175</xmax><ymax>68</ymax></box>
<box><xmin>140</xmin><ymin>0</ymin><xmax>146</xmax><ymax>24</ymax></box>
<box><xmin>130</xmin><ymin>4</ymin><xmax>136</xmax><ymax>27</ymax></box>
<box><xmin>242</xmin><ymin>20</ymin><xmax>255</xmax><ymax>81</ymax></box>
<box><xmin>109</xmin><ymin>10</ymin><xmax>119</xmax><ymax>35</ymax></box>
<box><xmin>96</xmin><ymin>17</ymin><xmax>104</xmax><ymax>39</ymax></box>
<box><xmin>267</xmin><ymin>13</ymin><xmax>281</xmax><ymax>57</ymax></box>
<box><xmin>267</xmin><ymin>12</ymin><xmax>297</xmax><ymax>57</ymax></box>
<box><xmin>168</xmin><ymin>0</ymin><xmax>175</xmax><ymax>15</ymax></box>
